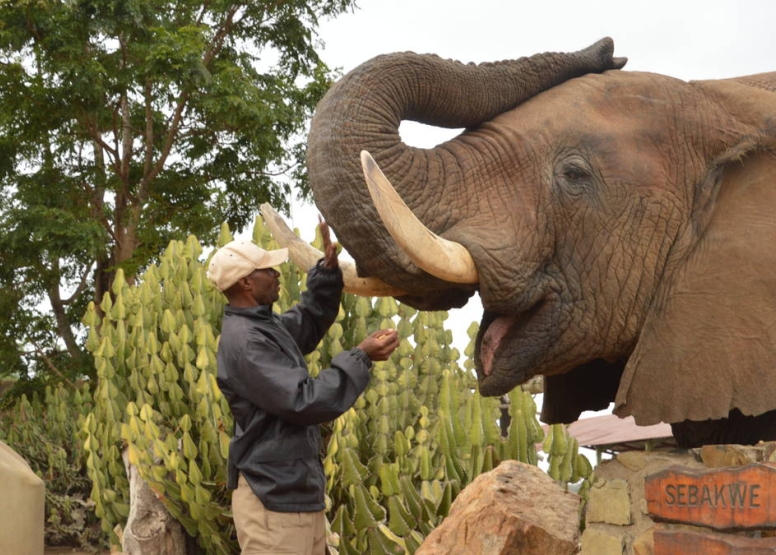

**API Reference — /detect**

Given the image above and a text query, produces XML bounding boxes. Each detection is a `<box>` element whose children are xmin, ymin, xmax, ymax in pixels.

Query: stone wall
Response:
<box><xmin>580</xmin><ymin>443</ymin><xmax>776</xmax><ymax>555</ymax></box>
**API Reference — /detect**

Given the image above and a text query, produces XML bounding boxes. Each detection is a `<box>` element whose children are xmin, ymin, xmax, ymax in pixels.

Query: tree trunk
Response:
<box><xmin>121</xmin><ymin>449</ymin><xmax>186</xmax><ymax>555</ymax></box>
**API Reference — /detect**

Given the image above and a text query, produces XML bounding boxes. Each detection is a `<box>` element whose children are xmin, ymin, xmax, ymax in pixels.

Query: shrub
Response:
<box><xmin>0</xmin><ymin>384</ymin><xmax>103</xmax><ymax>549</ymax></box>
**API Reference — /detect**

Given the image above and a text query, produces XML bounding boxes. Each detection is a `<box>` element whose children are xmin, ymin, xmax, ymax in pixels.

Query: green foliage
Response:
<box><xmin>543</xmin><ymin>423</ymin><xmax>593</xmax><ymax>492</ymax></box>
<box><xmin>82</xmin><ymin>217</ymin><xmax>593</xmax><ymax>554</ymax></box>
<box><xmin>320</xmin><ymin>298</ymin><xmax>550</xmax><ymax>554</ymax></box>
<box><xmin>0</xmin><ymin>384</ymin><xmax>103</xmax><ymax>549</ymax></box>
<box><xmin>82</xmin><ymin>234</ymin><xmax>234</xmax><ymax>553</ymax></box>
<box><xmin>0</xmin><ymin>0</ymin><xmax>357</xmax><ymax>387</ymax></box>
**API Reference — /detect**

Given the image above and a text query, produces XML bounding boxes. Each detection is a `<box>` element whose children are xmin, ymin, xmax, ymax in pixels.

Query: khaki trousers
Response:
<box><xmin>232</xmin><ymin>474</ymin><xmax>327</xmax><ymax>555</ymax></box>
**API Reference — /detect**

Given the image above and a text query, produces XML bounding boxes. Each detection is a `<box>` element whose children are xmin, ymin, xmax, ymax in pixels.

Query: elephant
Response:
<box><xmin>267</xmin><ymin>38</ymin><xmax>776</xmax><ymax>448</ymax></box>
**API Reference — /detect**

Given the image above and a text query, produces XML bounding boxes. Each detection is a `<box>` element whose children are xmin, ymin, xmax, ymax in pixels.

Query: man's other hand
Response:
<box><xmin>358</xmin><ymin>329</ymin><xmax>400</xmax><ymax>362</ymax></box>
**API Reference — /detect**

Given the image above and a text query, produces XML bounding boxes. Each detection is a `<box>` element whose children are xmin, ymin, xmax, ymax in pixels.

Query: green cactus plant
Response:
<box><xmin>82</xmin><ymin>233</ymin><xmax>235</xmax><ymax>553</ymax></box>
<box><xmin>319</xmin><ymin>289</ymin><xmax>570</xmax><ymax>554</ymax></box>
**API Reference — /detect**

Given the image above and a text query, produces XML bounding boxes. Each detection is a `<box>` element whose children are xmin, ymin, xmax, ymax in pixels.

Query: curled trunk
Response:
<box><xmin>307</xmin><ymin>38</ymin><xmax>625</xmax><ymax>308</ymax></box>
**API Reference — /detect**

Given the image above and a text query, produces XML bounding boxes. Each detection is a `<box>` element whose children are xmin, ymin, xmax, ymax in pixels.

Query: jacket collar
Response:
<box><xmin>224</xmin><ymin>303</ymin><xmax>274</xmax><ymax>319</ymax></box>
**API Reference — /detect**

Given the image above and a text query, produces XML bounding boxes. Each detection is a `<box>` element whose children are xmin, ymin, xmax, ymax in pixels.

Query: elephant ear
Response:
<box><xmin>615</xmin><ymin>151</ymin><xmax>776</xmax><ymax>425</ymax></box>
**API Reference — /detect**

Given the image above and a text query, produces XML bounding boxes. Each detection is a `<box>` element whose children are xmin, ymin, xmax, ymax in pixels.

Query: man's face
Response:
<box><xmin>245</xmin><ymin>267</ymin><xmax>281</xmax><ymax>306</ymax></box>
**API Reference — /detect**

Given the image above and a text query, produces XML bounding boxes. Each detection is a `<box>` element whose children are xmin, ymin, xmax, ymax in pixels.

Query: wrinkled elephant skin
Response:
<box><xmin>305</xmin><ymin>38</ymin><xmax>776</xmax><ymax>447</ymax></box>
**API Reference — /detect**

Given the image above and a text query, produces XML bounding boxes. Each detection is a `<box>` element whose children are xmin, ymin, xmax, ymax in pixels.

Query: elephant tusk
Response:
<box><xmin>259</xmin><ymin>203</ymin><xmax>407</xmax><ymax>297</ymax></box>
<box><xmin>360</xmin><ymin>151</ymin><xmax>479</xmax><ymax>284</ymax></box>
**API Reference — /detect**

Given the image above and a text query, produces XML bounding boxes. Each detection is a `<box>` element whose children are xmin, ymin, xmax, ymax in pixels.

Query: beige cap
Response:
<box><xmin>206</xmin><ymin>240</ymin><xmax>288</xmax><ymax>292</ymax></box>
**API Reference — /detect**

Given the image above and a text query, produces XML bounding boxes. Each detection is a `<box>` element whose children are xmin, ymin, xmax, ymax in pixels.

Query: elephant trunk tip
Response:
<box><xmin>584</xmin><ymin>37</ymin><xmax>627</xmax><ymax>70</ymax></box>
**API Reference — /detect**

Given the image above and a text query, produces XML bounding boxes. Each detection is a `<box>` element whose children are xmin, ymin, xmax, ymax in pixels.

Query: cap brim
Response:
<box><xmin>260</xmin><ymin>247</ymin><xmax>288</xmax><ymax>269</ymax></box>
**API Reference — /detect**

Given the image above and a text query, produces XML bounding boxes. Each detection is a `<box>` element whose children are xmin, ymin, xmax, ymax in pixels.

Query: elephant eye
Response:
<box><xmin>562</xmin><ymin>165</ymin><xmax>590</xmax><ymax>181</ymax></box>
<box><xmin>554</xmin><ymin>156</ymin><xmax>595</xmax><ymax>197</ymax></box>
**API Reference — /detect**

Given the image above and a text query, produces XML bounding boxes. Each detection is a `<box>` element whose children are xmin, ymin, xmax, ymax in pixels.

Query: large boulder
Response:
<box><xmin>0</xmin><ymin>440</ymin><xmax>45</xmax><ymax>555</ymax></box>
<box><xmin>417</xmin><ymin>460</ymin><xmax>582</xmax><ymax>555</ymax></box>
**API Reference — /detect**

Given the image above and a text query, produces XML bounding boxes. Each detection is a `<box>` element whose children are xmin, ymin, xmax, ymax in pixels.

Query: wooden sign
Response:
<box><xmin>645</xmin><ymin>463</ymin><xmax>776</xmax><ymax>530</ymax></box>
<box><xmin>654</xmin><ymin>529</ymin><xmax>776</xmax><ymax>555</ymax></box>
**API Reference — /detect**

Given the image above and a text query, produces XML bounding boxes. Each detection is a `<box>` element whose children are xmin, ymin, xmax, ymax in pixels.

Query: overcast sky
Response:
<box><xmin>316</xmin><ymin>0</ymin><xmax>775</xmax><ymax>79</ymax></box>
<box><xmin>284</xmin><ymin>0</ymin><xmax>775</xmax><ymax>366</ymax></box>
<box><xmin>310</xmin><ymin>0</ymin><xmax>775</xmax><ymax>144</ymax></box>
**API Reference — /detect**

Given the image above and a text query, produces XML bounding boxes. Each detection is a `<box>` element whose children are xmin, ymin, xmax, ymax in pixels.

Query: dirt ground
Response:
<box><xmin>44</xmin><ymin>547</ymin><xmax>111</xmax><ymax>555</ymax></box>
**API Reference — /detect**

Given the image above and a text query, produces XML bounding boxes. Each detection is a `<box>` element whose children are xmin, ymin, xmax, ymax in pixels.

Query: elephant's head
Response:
<box><xmin>278</xmin><ymin>38</ymin><xmax>776</xmax><ymax>442</ymax></box>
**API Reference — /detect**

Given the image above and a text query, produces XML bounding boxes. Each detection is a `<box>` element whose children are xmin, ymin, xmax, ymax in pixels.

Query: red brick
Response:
<box><xmin>654</xmin><ymin>529</ymin><xmax>776</xmax><ymax>555</ymax></box>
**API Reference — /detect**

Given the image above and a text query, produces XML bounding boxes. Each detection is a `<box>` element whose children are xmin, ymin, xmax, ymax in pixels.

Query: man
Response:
<box><xmin>207</xmin><ymin>220</ymin><xmax>399</xmax><ymax>555</ymax></box>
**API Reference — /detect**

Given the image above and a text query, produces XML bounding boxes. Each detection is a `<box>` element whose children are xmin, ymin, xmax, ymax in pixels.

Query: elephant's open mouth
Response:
<box><xmin>478</xmin><ymin>312</ymin><xmax>519</xmax><ymax>377</ymax></box>
<box><xmin>475</xmin><ymin>300</ymin><xmax>550</xmax><ymax>396</ymax></box>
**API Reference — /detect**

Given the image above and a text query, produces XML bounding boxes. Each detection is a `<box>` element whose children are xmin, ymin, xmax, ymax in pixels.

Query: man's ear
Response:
<box><xmin>223</xmin><ymin>278</ymin><xmax>248</xmax><ymax>299</ymax></box>
<box><xmin>237</xmin><ymin>275</ymin><xmax>252</xmax><ymax>290</ymax></box>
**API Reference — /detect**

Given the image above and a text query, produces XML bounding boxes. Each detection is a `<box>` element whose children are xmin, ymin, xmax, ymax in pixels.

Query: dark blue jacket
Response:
<box><xmin>216</xmin><ymin>263</ymin><xmax>371</xmax><ymax>512</ymax></box>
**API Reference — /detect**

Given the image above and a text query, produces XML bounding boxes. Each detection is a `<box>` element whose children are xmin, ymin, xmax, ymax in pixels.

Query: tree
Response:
<box><xmin>0</xmin><ymin>0</ymin><xmax>355</xmax><ymax>388</ymax></box>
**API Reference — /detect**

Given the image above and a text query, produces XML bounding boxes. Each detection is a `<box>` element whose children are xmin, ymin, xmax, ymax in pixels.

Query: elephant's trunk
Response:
<box><xmin>307</xmin><ymin>38</ymin><xmax>626</xmax><ymax>308</ymax></box>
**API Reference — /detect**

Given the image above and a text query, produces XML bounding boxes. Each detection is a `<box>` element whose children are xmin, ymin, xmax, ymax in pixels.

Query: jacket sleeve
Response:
<box><xmin>227</xmin><ymin>329</ymin><xmax>371</xmax><ymax>426</ymax></box>
<box><xmin>279</xmin><ymin>261</ymin><xmax>344</xmax><ymax>354</ymax></box>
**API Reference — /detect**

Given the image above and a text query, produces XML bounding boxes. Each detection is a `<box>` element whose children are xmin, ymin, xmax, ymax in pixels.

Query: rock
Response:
<box><xmin>416</xmin><ymin>460</ymin><xmax>581</xmax><ymax>555</ymax></box>
<box><xmin>586</xmin><ymin>478</ymin><xmax>632</xmax><ymax>525</ymax></box>
<box><xmin>122</xmin><ymin>449</ymin><xmax>186</xmax><ymax>555</ymax></box>
<box><xmin>632</xmin><ymin>526</ymin><xmax>655</xmax><ymax>555</ymax></box>
<box><xmin>617</xmin><ymin>451</ymin><xmax>648</xmax><ymax>472</ymax></box>
<box><xmin>579</xmin><ymin>527</ymin><xmax>625</xmax><ymax>555</ymax></box>
<box><xmin>697</xmin><ymin>442</ymin><xmax>776</xmax><ymax>467</ymax></box>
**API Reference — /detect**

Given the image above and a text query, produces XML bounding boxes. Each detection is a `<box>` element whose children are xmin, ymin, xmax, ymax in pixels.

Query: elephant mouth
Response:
<box><xmin>479</xmin><ymin>312</ymin><xmax>519</xmax><ymax>377</ymax></box>
<box><xmin>475</xmin><ymin>300</ymin><xmax>550</xmax><ymax>396</ymax></box>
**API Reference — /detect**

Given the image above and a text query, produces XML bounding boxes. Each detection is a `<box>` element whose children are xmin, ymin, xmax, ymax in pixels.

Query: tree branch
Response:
<box><xmin>139</xmin><ymin>5</ymin><xmax>241</xmax><ymax>196</ymax></box>
<box><xmin>143</xmin><ymin>77</ymin><xmax>154</xmax><ymax>177</ymax></box>
<box><xmin>203</xmin><ymin>6</ymin><xmax>240</xmax><ymax>66</ymax></box>
<box><xmin>120</xmin><ymin>94</ymin><xmax>133</xmax><ymax>183</ymax></box>
<box><xmin>30</xmin><ymin>348</ymin><xmax>78</xmax><ymax>390</ymax></box>
<box><xmin>61</xmin><ymin>265</ymin><xmax>93</xmax><ymax>305</ymax></box>
<box><xmin>85</xmin><ymin>119</ymin><xmax>119</xmax><ymax>160</ymax></box>
<box><xmin>47</xmin><ymin>259</ymin><xmax>84</xmax><ymax>360</ymax></box>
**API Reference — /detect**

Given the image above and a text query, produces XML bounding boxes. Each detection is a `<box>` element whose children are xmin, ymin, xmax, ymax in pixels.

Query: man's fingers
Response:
<box><xmin>318</xmin><ymin>217</ymin><xmax>331</xmax><ymax>240</ymax></box>
<box><xmin>375</xmin><ymin>330</ymin><xmax>399</xmax><ymax>355</ymax></box>
<box><xmin>359</xmin><ymin>329</ymin><xmax>400</xmax><ymax>361</ymax></box>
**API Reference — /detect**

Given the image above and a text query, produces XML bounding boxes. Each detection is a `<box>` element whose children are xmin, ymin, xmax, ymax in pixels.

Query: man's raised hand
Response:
<box><xmin>318</xmin><ymin>216</ymin><xmax>339</xmax><ymax>270</ymax></box>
